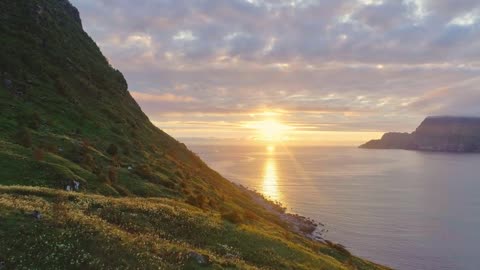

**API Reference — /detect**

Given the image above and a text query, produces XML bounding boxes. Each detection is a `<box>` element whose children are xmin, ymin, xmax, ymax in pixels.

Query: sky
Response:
<box><xmin>71</xmin><ymin>0</ymin><xmax>480</xmax><ymax>145</ymax></box>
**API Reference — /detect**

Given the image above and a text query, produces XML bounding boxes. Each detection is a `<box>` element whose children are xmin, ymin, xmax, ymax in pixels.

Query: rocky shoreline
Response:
<box><xmin>239</xmin><ymin>185</ymin><xmax>327</xmax><ymax>241</ymax></box>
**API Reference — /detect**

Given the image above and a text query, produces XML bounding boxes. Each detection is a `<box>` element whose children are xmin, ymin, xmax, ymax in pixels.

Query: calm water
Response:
<box><xmin>190</xmin><ymin>145</ymin><xmax>480</xmax><ymax>270</ymax></box>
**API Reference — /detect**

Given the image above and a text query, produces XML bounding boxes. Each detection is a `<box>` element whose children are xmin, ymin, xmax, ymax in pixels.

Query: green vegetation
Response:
<box><xmin>0</xmin><ymin>0</ymin><xmax>388</xmax><ymax>269</ymax></box>
<box><xmin>0</xmin><ymin>186</ymin><xmax>387</xmax><ymax>270</ymax></box>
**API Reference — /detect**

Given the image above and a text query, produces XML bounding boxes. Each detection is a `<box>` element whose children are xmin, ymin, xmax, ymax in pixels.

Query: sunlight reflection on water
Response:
<box><xmin>262</xmin><ymin>158</ymin><xmax>281</xmax><ymax>202</ymax></box>
<box><xmin>192</xmin><ymin>145</ymin><xmax>480</xmax><ymax>270</ymax></box>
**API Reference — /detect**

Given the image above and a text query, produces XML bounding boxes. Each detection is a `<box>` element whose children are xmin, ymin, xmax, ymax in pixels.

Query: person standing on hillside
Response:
<box><xmin>73</xmin><ymin>180</ymin><xmax>80</xmax><ymax>191</ymax></box>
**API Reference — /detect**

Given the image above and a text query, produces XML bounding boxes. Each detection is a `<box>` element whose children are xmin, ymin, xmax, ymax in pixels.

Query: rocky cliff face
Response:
<box><xmin>360</xmin><ymin>116</ymin><xmax>480</xmax><ymax>152</ymax></box>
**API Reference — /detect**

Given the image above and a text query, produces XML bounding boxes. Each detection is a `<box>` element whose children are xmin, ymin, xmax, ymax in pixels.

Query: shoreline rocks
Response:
<box><xmin>240</xmin><ymin>185</ymin><xmax>327</xmax><ymax>241</ymax></box>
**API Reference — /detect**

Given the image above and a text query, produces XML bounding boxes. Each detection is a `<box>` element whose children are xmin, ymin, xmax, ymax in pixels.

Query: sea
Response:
<box><xmin>189</xmin><ymin>145</ymin><xmax>480</xmax><ymax>270</ymax></box>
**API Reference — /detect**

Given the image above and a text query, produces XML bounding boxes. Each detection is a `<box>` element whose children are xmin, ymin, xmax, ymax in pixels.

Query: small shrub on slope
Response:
<box><xmin>33</xmin><ymin>148</ymin><xmax>45</xmax><ymax>161</ymax></box>
<box><xmin>15</xmin><ymin>127</ymin><xmax>32</xmax><ymax>148</ymax></box>
<box><xmin>221</xmin><ymin>210</ymin><xmax>244</xmax><ymax>224</ymax></box>
<box><xmin>106</xmin><ymin>143</ymin><xmax>118</xmax><ymax>156</ymax></box>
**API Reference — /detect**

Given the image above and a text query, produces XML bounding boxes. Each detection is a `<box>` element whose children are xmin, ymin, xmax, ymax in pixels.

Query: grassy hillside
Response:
<box><xmin>0</xmin><ymin>186</ymin><xmax>389</xmax><ymax>270</ymax></box>
<box><xmin>0</xmin><ymin>0</ymin><xmax>388</xmax><ymax>269</ymax></box>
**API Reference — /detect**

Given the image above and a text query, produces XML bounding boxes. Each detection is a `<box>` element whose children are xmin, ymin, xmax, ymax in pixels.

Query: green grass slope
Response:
<box><xmin>0</xmin><ymin>0</ymin><xmax>389</xmax><ymax>269</ymax></box>
<box><xmin>0</xmin><ymin>186</ymin><xmax>388</xmax><ymax>270</ymax></box>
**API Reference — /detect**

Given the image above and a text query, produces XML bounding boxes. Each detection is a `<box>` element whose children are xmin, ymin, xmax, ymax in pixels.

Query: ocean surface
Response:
<box><xmin>189</xmin><ymin>145</ymin><xmax>480</xmax><ymax>270</ymax></box>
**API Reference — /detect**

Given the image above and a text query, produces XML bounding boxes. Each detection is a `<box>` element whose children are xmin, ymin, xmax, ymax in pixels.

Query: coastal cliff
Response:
<box><xmin>0</xmin><ymin>1</ymin><xmax>388</xmax><ymax>269</ymax></box>
<box><xmin>360</xmin><ymin>116</ymin><xmax>480</xmax><ymax>152</ymax></box>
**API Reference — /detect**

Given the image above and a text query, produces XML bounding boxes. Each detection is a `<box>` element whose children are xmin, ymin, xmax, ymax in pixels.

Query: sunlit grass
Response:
<box><xmin>0</xmin><ymin>185</ymin><xmax>389</xmax><ymax>270</ymax></box>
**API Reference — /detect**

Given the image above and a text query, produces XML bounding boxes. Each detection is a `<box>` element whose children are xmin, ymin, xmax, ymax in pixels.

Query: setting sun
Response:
<box><xmin>246</xmin><ymin>119</ymin><xmax>292</xmax><ymax>142</ymax></box>
<box><xmin>267</xmin><ymin>145</ymin><xmax>276</xmax><ymax>153</ymax></box>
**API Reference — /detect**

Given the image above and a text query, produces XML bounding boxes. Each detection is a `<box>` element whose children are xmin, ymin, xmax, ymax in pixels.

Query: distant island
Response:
<box><xmin>360</xmin><ymin>116</ymin><xmax>480</xmax><ymax>152</ymax></box>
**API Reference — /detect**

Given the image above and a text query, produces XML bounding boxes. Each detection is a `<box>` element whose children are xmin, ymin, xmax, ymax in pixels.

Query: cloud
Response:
<box><xmin>72</xmin><ymin>0</ymin><xmax>480</xmax><ymax>64</ymax></box>
<box><xmin>408</xmin><ymin>77</ymin><xmax>480</xmax><ymax>115</ymax></box>
<box><xmin>70</xmin><ymin>0</ymin><xmax>480</xmax><ymax>140</ymax></box>
<box><xmin>424</xmin><ymin>0</ymin><xmax>480</xmax><ymax>19</ymax></box>
<box><xmin>131</xmin><ymin>91</ymin><xmax>197</xmax><ymax>103</ymax></box>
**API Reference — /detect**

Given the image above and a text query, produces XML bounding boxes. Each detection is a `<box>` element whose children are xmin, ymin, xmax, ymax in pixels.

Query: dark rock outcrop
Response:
<box><xmin>360</xmin><ymin>132</ymin><xmax>413</xmax><ymax>149</ymax></box>
<box><xmin>360</xmin><ymin>116</ymin><xmax>480</xmax><ymax>152</ymax></box>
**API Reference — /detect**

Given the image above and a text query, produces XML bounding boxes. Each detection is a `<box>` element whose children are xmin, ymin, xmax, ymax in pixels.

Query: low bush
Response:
<box><xmin>244</xmin><ymin>210</ymin><xmax>258</xmax><ymax>222</ymax></box>
<box><xmin>106</xmin><ymin>143</ymin><xmax>118</xmax><ymax>156</ymax></box>
<box><xmin>55</xmin><ymin>78</ymin><xmax>69</xmax><ymax>96</ymax></box>
<box><xmin>108</xmin><ymin>166</ymin><xmax>118</xmax><ymax>183</ymax></box>
<box><xmin>325</xmin><ymin>240</ymin><xmax>351</xmax><ymax>257</ymax></box>
<box><xmin>160</xmin><ymin>179</ymin><xmax>176</xmax><ymax>189</ymax></box>
<box><xmin>221</xmin><ymin>210</ymin><xmax>244</xmax><ymax>224</ymax></box>
<box><xmin>16</xmin><ymin>111</ymin><xmax>42</xmax><ymax>130</ymax></box>
<box><xmin>41</xmin><ymin>142</ymin><xmax>57</xmax><ymax>154</ymax></box>
<box><xmin>186</xmin><ymin>193</ymin><xmax>208</xmax><ymax>209</ymax></box>
<box><xmin>33</xmin><ymin>148</ymin><xmax>45</xmax><ymax>161</ymax></box>
<box><xmin>15</xmin><ymin>127</ymin><xmax>32</xmax><ymax>148</ymax></box>
<box><xmin>208</xmin><ymin>198</ymin><xmax>219</xmax><ymax>209</ymax></box>
<box><xmin>96</xmin><ymin>166</ymin><xmax>116</xmax><ymax>184</ymax></box>
<box><xmin>133</xmin><ymin>164</ymin><xmax>154</xmax><ymax>180</ymax></box>
<box><xmin>82</xmin><ymin>152</ymin><xmax>95</xmax><ymax>171</ymax></box>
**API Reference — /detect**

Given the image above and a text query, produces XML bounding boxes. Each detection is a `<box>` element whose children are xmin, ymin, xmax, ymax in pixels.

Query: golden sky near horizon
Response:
<box><xmin>152</xmin><ymin>113</ymin><xmax>384</xmax><ymax>146</ymax></box>
<box><xmin>72</xmin><ymin>0</ymin><xmax>480</xmax><ymax>145</ymax></box>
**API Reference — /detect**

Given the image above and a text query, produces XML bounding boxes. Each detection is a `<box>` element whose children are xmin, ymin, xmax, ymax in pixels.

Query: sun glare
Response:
<box><xmin>247</xmin><ymin>119</ymin><xmax>292</xmax><ymax>142</ymax></box>
<box><xmin>267</xmin><ymin>145</ymin><xmax>276</xmax><ymax>153</ymax></box>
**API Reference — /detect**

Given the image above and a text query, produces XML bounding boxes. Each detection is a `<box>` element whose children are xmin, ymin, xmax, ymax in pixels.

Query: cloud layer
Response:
<box><xmin>71</xmin><ymin>0</ymin><xmax>480</xmax><ymax>143</ymax></box>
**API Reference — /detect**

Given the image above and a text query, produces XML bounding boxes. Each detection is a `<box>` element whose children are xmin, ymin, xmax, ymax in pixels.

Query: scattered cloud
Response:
<box><xmin>71</xmin><ymin>0</ymin><xmax>480</xmax><ymax>144</ymax></box>
<box><xmin>131</xmin><ymin>91</ymin><xmax>197</xmax><ymax>103</ymax></box>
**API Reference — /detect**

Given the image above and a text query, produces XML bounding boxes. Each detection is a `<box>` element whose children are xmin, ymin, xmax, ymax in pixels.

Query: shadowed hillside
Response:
<box><xmin>0</xmin><ymin>1</ymin><xmax>388</xmax><ymax>269</ymax></box>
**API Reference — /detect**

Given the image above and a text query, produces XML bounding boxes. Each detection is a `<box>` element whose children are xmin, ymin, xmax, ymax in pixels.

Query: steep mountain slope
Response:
<box><xmin>0</xmin><ymin>0</ymin><xmax>206</xmax><ymax>196</ymax></box>
<box><xmin>360</xmin><ymin>116</ymin><xmax>480</xmax><ymax>152</ymax></box>
<box><xmin>0</xmin><ymin>1</ymin><xmax>388</xmax><ymax>269</ymax></box>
